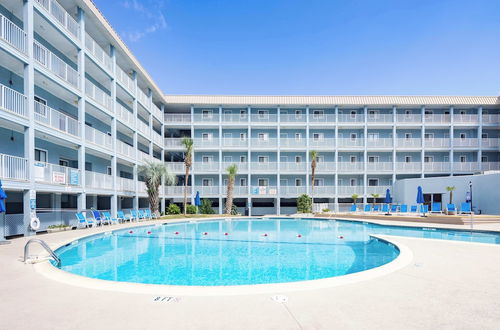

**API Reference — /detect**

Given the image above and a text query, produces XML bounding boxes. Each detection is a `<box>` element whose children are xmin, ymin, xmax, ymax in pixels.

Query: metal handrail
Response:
<box><xmin>23</xmin><ymin>238</ymin><xmax>61</xmax><ymax>266</ymax></box>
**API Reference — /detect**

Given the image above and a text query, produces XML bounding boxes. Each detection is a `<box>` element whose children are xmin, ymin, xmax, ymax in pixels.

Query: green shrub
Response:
<box><xmin>167</xmin><ymin>203</ymin><xmax>181</xmax><ymax>215</ymax></box>
<box><xmin>322</xmin><ymin>208</ymin><xmax>331</xmax><ymax>213</ymax></box>
<box><xmin>297</xmin><ymin>194</ymin><xmax>312</xmax><ymax>213</ymax></box>
<box><xmin>199</xmin><ymin>199</ymin><xmax>215</xmax><ymax>214</ymax></box>
<box><xmin>186</xmin><ymin>204</ymin><xmax>197</xmax><ymax>214</ymax></box>
<box><xmin>231</xmin><ymin>204</ymin><xmax>239</xmax><ymax>215</ymax></box>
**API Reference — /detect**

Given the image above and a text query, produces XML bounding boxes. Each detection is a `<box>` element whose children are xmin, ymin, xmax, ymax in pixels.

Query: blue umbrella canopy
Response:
<box><xmin>416</xmin><ymin>186</ymin><xmax>424</xmax><ymax>204</ymax></box>
<box><xmin>0</xmin><ymin>180</ymin><xmax>7</xmax><ymax>213</ymax></box>
<box><xmin>384</xmin><ymin>189</ymin><xmax>392</xmax><ymax>204</ymax></box>
<box><xmin>194</xmin><ymin>191</ymin><xmax>201</xmax><ymax>207</ymax></box>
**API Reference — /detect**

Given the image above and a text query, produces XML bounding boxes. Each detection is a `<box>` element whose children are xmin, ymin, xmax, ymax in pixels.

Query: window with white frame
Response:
<box><xmin>350</xmin><ymin>133</ymin><xmax>357</xmax><ymax>141</ymax></box>
<box><xmin>350</xmin><ymin>155</ymin><xmax>357</xmax><ymax>163</ymax></box>
<box><xmin>405</xmin><ymin>133</ymin><xmax>412</xmax><ymax>140</ymax></box>
<box><xmin>313</xmin><ymin>110</ymin><xmax>324</xmax><ymax>119</ymax></box>
<box><xmin>35</xmin><ymin>149</ymin><xmax>47</xmax><ymax>162</ymax></box>
<box><xmin>295</xmin><ymin>178</ymin><xmax>302</xmax><ymax>186</ymax></box>
<box><xmin>424</xmin><ymin>156</ymin><xmax>433</xmax><ymax>163</ymax></box>
<box><xmin>240</xmin><ymin>178</ymin><xmax>247</xmax><ymax>186</ymax></box>
<box><xmin>460</xmin><ymin>132</ymin><xmax>467</xmax><ymax>139</ymax></box>
<box><xmin>258</xmin><ymin>156</ymin><xmax>269</xmax><ymax>163</ymax></box>
<box><xmin>368</xmin><ymin>178</ymin><xmax>379</xmax><ymax>186</ymax></box>
<box><xmin>202</xmin><ymin>133</ymin><xmax>212</xmax><ymax>141</ymax></box>
<box><xmin>424</xmin><ymin>110</ymin><xmax>433</xmax><ymax>118</ymax></box>
<box><xmin>258</xmin><ymin>133</ymin><xmax>268</xmax><ymax>141</ymax></box>
<box><xmin>240</xmin><ymin>155</ymin><xmax>246</xmax><ymax>162</ymax></box>
<box><xmin>368</xmin><ymin>132</ymin><xmax>379</xmax><ymax>141</ymax></box>
<box><xmin>202</xmin><ymin>178</ymin><xmax>213</xmax><ymax>186</ymax></box>
<box><xmin>368</xmin><ymin>156</ymin><xmax>379</xmax><ymax>163</ymax></box>
<box><xmin>202</xmin><ymin>155</ymin><xmax>213</xmax><ymax>163</ymax></box>
<box><xmin>107</xmin><ymin>166</ymin><xmax>112</xmax><ymax>175</ymax></box>
<box><xmin>317</xmin><ymin>155</ymin><xmax>324</xmax><ymax>162</ymax></box>
<box><xmin>59</xmin><ymin>159</ymin><xmax>69</xmax><ymax>167</ymax></box>
<box><xmin>424</xmin><ymin>133</ymin><xmax>434</xmax><ymax>140</ymax></box>
<box><xmin>314</xmin><ymin>178</ymin><xmax>324</xmax><ymax>186</ymax></box>
<box><xmin>368</xmin><ymin>110</ymin><xmax>379</xmax><ymax>119</ymax></box>
<box><xmin>202</xmin><ymin>109</ymin><xmax>213</xmax><ymax>119</ymax></box>
<box><xmin>240</xmin><ymin>109</ymin><xmax>247</xmax><ymax>118</ymax></box>
<box><xmin>350</xmin><ymin>110</ymin><xmax>356</xmax><ymax>119</ymax></box>
<box><xmin>295</xmin><ymin>133</ymin><xmax>301</xmax><ymax>140</ymax></box>
<box><xmin>312</xmin><ymin>133</ymin><xmax>324</xmax><ymax>141</ymax></box>
<box><xmin>481</xmin><ymin>156</ymin><xmax>488</xmax><ymax>162</ymax></box>
<box><xmin>460</xmin><ymin>110</ymin><xmax>466</xmax><ymax>115</ymax></box>
<box><xmin>295</xmin><ymin>156</ymin><xmax>302</xmax><ymax>163</ymax></box>
<box><xmin>258</xmin><ymin>178</ymin><xmax>269</xmax><ymax>186</ymax></box>
<box><xmin>405</xmin><ymin>156</ymin><xmax>412</xmax><ymax>163</ymax></box>
<box><xmin>223</xmin><ymin>156</ymin><xmax>232</xmax><ymax>162</ymax></box>
<box><xmin>460</xmin><ymin>155</ymin><xmax>467</xmax><ymax>163</ymax></box>
<box><xmin>481</xmin><ymin>133</ymin><xmax>488</xmax><ymax>139</ymax></box>
<box><xmin>350</xmin><ymin>178</ymin><xmax>357</xmax><ymax>186</ymax></box>
<box><xmin>258</xmin><ymin>110</ymin><xmax>269</xmax><ymax>119</ymax></box>
<box><xmin>240</xmin><ymin>133</ymin><xmax>247</xmax><ymax>141</ymax></box>
<box><xmin>295</xmin><ymin>110</ymin><xmax>302</xmax><ymax>119</ymax></box>
<box><xmin>405</xmin><ymin>109</ymin><xmax>411</xmax><ymax>117</ymax></box>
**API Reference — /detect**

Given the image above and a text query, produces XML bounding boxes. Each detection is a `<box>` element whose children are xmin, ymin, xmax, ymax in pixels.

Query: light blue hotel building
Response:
<box><xmin>0</xmin><ymin>0</ymin><xmax>499</xmax><ymax>237</ymax></box>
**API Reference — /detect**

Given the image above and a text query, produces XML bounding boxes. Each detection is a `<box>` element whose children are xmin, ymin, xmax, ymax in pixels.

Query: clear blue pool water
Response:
<box><xmin>54</xmin><ymin>218</ymin><xmax>500</xmax><ymax>286</ymax></box>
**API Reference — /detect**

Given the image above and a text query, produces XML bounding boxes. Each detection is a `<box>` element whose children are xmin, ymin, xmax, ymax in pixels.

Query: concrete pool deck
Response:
<box><xmin>1</xmin><ymin>217</ymin><xmax>500</xmax><ymax>329</ymax></box>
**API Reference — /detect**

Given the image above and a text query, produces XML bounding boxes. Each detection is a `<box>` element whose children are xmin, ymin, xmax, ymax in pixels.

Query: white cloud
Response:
<box><xmin>121</xmin><ymin>0</ymin><xmax>167</xmax><ymax>42</ymax></box>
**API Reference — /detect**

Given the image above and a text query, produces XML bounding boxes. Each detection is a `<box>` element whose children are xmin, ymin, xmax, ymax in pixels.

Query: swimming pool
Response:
<box><xmin>54</xmin><ymin>218</ymin><xmax>500</xmax><ymax>287</ymax></box>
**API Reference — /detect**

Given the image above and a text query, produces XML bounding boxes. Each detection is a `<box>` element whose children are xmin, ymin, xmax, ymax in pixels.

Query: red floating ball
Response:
<box><xmin>147</xmin><ymin>231</ymin><xmax>151</xmax><ymax>234</ymax></box>
<box><xmin>224</xmin><ymin>232</ymin><xmax>229</xmax><ymax>236</ymax></box>
<box><xmin>129</xmin><ymin>231</ymin><xmax>133</xmax><ymax>234</ymax></box>
<box><xmin>203</xmin><ymin>232</ymin><xmax>208</xmax><ymax>236</ymax></box>
<box><xmin>263</xmin><ymin>233</ymin><xmax>268</xmax><ymax>237</ymax></box>
<box><xmin>338</xmin><ymin>236</ymin><xmax>344</xmax><ymax>239</ymax></box>
<box><xmin>174</xmin><ymin>231</ymin><xmax>179</xmax><ymax>235</ymax></box>
<box><xmin>297</xmin><ymin>234</ymin><xmax>302</xmax><ymax>238</ymax></box>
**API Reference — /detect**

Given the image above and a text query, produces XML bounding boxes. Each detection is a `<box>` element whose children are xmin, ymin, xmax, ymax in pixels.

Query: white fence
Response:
<box><xmin>116</xmin><ymin>140</ymin><xmax>135</xmax><ymax>159</ymax></box>
<box><xmin>0</xmin><ymin>14</ymin><xmax>27</xmax><ymax>54</ymax></box>
<box><xmin>34</xmin><ymin>100</ymin><xmax>79</xmax><ymax>137</ymax></box>
<box><xmin>116</xmin><ymin>103</ymin><xmax>135</xmax><ymax>128</ymax></box>
<box><xmin>165</xmin><ymin>186</ymin><xmax>190</xmax><ymax>196</ymax></box>
<box><xmin>33</xmin><ymin>162</ymin><xmax>80</xmax><ymax>185</ymax></box>
<box><xmin>0</xmin><ymin>153</ymin><xmax>28</xmax><ymax>181</ymax></box>
<box><xmin>85</xmin><ymin>79</ymin><xmax>112</xmax><ymax>112</ymax></box>
<box><xmin>137</xmin><ymin>88</ymin><xmax>149</xmax><ymax>108</ymax></box>
<box><xmin>164</xmin><ymin>113</ymin><xmax>191</xmax><ymax>123</ymax></box>
<box><xmin>85</xmin><ymin>33</ymin><xmax>112</xmax><ymax>71</ymax></box>
<box><xmin>85</xmin><ymin>171</ymin><xmax>113</xmax><ymax>190</ymax></box>
<box><xmin>35</xmin><ymin>0</ymin><xmax>79</xmax><ymax>38</ymax></box>
<box><xmin>118</xmin><ymin>177</ymin><xmax>135</xmax><ymax>192</ymax></box>
<box><xmin>33</xmin><ymin>41</ymin><xmax>79</xmax><ymax>88</ymax></box>
<box><xmin>0</xmin><ymin>83</ymin><xmax>27</xmax><ymax>117</ymax></box>
<box><xmin>85</xmin><ymin>125</ymin><xmax>112</xmax><ymax>149</ymax></box>
<box><xmin>116</xmin><ymin>65</ymin><xmax>135</xmax><ymax>94</ymax></box>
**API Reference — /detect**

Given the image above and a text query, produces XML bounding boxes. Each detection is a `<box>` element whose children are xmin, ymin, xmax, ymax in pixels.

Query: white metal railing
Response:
<box><xmin>366</xmin><ymin>138</ymin><xmax>393</xmax><ymax>148</ymax></box>
<box><xmin>194</xmin><ymin>138</ymin><xmax>220</xmax><ymax>148</ymax></box>
<box><xmin>424</xmin><ymin>162</ymin><xmax>451</xmax><ymax>172</ymax></box>
<box><xmin>221</xmin><ymin>114</ymin><xmax>248</xmax><ymax>123</ymax></box>
<box><xmin>223</xmin><ymin>186</ymin><xmax>249</xmax><ymax>196</ymax></box>
<box><xmin>396</xmin><ymin>114</ymin><xmax>421</xmax><ymax>123</ymax></box>
<box><xmin>116</xmin><ymin>140</ymin><xmax>135</xmax><ymax>158</ymax></box>
<box><xmin>164</xmin><ymin>138</ymin><xmax>184</xmax><ymax>148</ymax></box>
<box><xmin>0</xmin><ymin>154</ymin><xmax>28</xmax><ymax>181</ymax></box>
<box><xmin>454</xmin><ymin>114</ymin><xmax>478</xmax><ymax>124</ymax></box>
<box><xmin>197</xmin><ymin>186</ymin><xmax>219</xmax><ymax>195</ymax></box>
<box><xmin>34</xmin><ymin>100</ymin><xmax>79</xmax><ymax>137</ymax></box>
<box><xmin>35</xmin><ymin>0</ymin><xmax>79</xmax><ymax>39</ymax></box>
<box><xmin>33</xmin><ymin>41</ymin><xmax>79</xmax><ymax>88</ymax></box>
<box><xmin>164</xmin><ymin>113</ymin><xmax>191</xmax><ymax>123</ymax></box>
<box><xmin>0</xmin><ymin>14</ymin><xmax>27</xmax><ymax>54</ymax></box>
<box><xmin>396</xmin><ymin>162</ymin><xmax>421</xmax><ymax>172</ymax></box>
<box><xmin>116</xmin><ymin>66</ymin><xmax>135</xmax><ymax>94</ymax></box>
<box><xmin>280</xmin><ymin>114</ymin><xmax>306</xmax><ymax>123</ymax></box>
<box><xmin>152</xmin><ymin>104</ymin><xmax>163</xmax><ymax>120</ymax></box>
<box><xmin>85</xmin><ymin>79</ymin><xmax>112</xmax><ymax>111</ymax></box>
<box><xmin>251</xmin><ymin>186</ymin><xmax>278</xmax><ymax>196</ymax></box>
<box><xmin>425</xmin><ymin>114</ymin><xmax>450</xmax><ymax>124</ymax></box>
<box><xmin>316</xmin><ymin>162</ymin><xmax>336</xmax><ymax>172</ymax></box>
<box><xmin>138</xmin><ymin>181</ymin><xmax>147</xmax><ymax>193</ymax></box>
<box><xmin>337</xmin><ymin>162</ymin><xmax>364</xmax><ymax>172</ymax></box>
<box><xmin>138</xmin><ymin>151</ymin><xmax>153</xmax><ymax>164</ymax></box>
<box><xmin>136</xmin><ymin>88</ymin><xmax>149</xmax><ymax>108</ymax></box>
<box><xmin>250</xmin><ymin>114</ymin><xmax>278</xmax><ymax>122</ymax></box>
<box><xmin>424</xmin><ymin>138</ymin><xmax>450</xmax><ymax>148</ymax></box>
<box><xmin>338</xmin><ymin>114</ymin><xmax>364</xmax><ymax>123</ymax></box>
<box><xmin>337</xmin><ymin>138</ymin><xmax>364</xmax><ymax>147</ymax></box>
<box><xmin>251</xmin><ymin>162</ymin><xmax>278</xmax><ymax>171</ymax></box>
<box><xmin>481</xmin><ymin>162</ymin><xmax>500</xmax><ymax>171</ymax></box>
<box><xmin>85</xmin><ymin>33</ymin><xmax>112</xmax><ymax>71</ymax></box>
<box><xmin>309</xmin><ymin>114</ymin><xmax>336</xmax><ymax>123</ymax></box>
<box><xmin>396</xmin><ymin>138</ymin><xmax>421</xmax><ymax>148</ymax></box>
<box><xmin>366</xmin><ymin>162</ymin><xmax>393</xmax><ymax>172</ymax></box>
<box><xmin>136</xmin><ymin>119</ymin><xmax>150</xmax><ymax>137</ymax></box>
<box><xmin>116</xmin><ymin>103</ymin><xmax>135</xmax><ymax>128</ymax></box>
<box><xmin>165</xmin><ymin>162</ymin><xmax>185</xmax><ymax>173</ymax></box>
<box><xmin>338</xmin><ymin>186</ymin><xmax>363</xmax><ymax>195</ymax></box>
<box><xmin>85</xmin><ymin>125</ymin><xmax>112</xmax><ymax>149</ymax></box>
<box><xmin>152</xmin><ymin>131</ymin><xmax>163</xmax><ymax>146</ymax></box>
<box><xmin>309</xmin><ymin>138</ymin><xmax>335</xmax><ymax>148</ymax></box>
<box><xmin>366</xmin><ymin>185</ymin><xmax>391</xmax><ymax>195</ymax></box>
<box><xmin>482</xmin><ymin>114</ymin><xmax>500</xmax><ymax>125</ymax></box>
<box><xmin>281</xmin><ymin>186</ymin><xmax>307</xmax><ymax>196</ymax></box>
<box><xmin>118</xmin><ymin>177</ymin><xmax>135</xmax><ymax>192</ymax></box>
<box><xmin>367</xmin><ymin>114</ymin><xmax>393</xmax><ymax>123</ymax></box>
<box><xmin>33</xmin><ymin>162</ymin><xmax>80</xmax><ymax>186</ymax></box>
<box><xmin>85</xmin><ymin>171</ymin><xmax>113</xmax><ymax>190</ymax></box>
<box><xmin>0</xmin><ymin>83</ymin><xmax>27</xmax><ymax>117</ymax></box>
<box><xmin>453</xmin><ymin>162</ymin><xmax>479</xmax><ymax>172</ymax></box>
<box><xmin>312</xmin><ymin>186</ymin><xmax>334</xmax><ymax>196</ymax></box>
<box><xmin>194</xmin><ymin>162</ymin><xmax>219</xmax><ymax>172</ymax></box>
<box><xmin>251</xmin><ymin>138</ymin><xmax>278</xmax><ymax>148</ymax></box>
<box><xmin>482</xmin><ymin>138</ymin><xmax>499</xmax><ymax>148</ymax></box>
<box><xmin>280</xmin><ymin>138</ymin><xmax>307</xmax><ymax>148</ymax></box>
<box><xmin>453</xmin><ymin>138</ymin><xmax>478</xmax><ymax>147</ymax></box>
<box><xmin>222</xmin><ymin>138</ymin><xmax>248</xmax><ymax>147</ymax></box>
<box><xmin>193</xmin><ymin>113</ymin><xmax>219</xmax><ymax>122</ymax></box>
<box><xmin>222</xmin><ymin>162</ymin><xmax>248</xmax><ymax>172</ymax></box>
<box><xmin>165</xmin><ymin>186</ymin><xmax>190</xmax><ymax>196</ymax></box>
<box><xmin>280</xmin><ymin>162</ymin><xmax>307</xmax><ymax>172</ymax></box>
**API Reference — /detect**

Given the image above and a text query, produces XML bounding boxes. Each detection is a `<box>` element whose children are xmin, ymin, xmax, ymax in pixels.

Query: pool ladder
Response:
<box><xmin>23</xmin><ymin>238</ymin><xmax>61</xmax><ymax>267</ymax></box>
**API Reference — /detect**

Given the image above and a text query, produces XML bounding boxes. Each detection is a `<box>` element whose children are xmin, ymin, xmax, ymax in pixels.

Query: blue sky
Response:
<box><xmin>93</xmin><ymin>0</ymin><xmax>500</xmax><ymax>96</ymax></box>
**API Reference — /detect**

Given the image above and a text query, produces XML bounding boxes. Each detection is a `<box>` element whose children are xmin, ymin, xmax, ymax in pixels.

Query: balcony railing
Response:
<box><xmin>85</xmin><ymin>125</ymin><xmax>112</xmax><ymax>150</ymax></box>
<box><xmin>338</xmin><ymin>114</ymin><xmax>364</xmax><ymax>123</ymax></box>
<box><xmin>164</xmin><ymin>113</ymin><xmax>191</xmax><ymax>123</ymax></box>
<box><xmin>280</xmin><ymin>162</ymin><xmax>307</xmax><ymax>172</ymax></box>
<box><xmin>482</xmin><ymin>138</ymin><xmax>499</xmax><ymax>148</ymax></box>
<box><xmin>193</xmin><ymin>162</ymin><xmax>219</xmax><ymax>172</ymax></box>
<box><xmin>367</xmin><ymin>114</ymin><xmax>393</xmax><ymax>123</ymax></box>
<box><xmin>116</xmin><ymin>140</ymin><xmax>135</xmax><ymax>159</ymax></box>
<box><xmin>116</xmin><ymin>66</ymin><xmax>135</xmax><ymax>94</ymax></box>
<box><xmin>152</xmin><ymin>131</ymin><xmax>163</xmax><ymax>146</ymax></box>
<box><xmin>152</xmin><ymin>104</ymin><xmax>163</xmax><ymax>120</ymax></box>
<box><xmin>34</xmin><ymin>101</ymin><xmax>79</xmax><ymax>137</ymax></box>
<box><xmin>309</xmin><ymin>138</ymin><xmax>335</xmax><ymax>148</ymax></box>
<box><xmin>316</xmin><ymin>162</ymin><xmax>336</xmax><ymax>172</ymax></box>
<box><xmin>313</xmin><ymin>186</ymin><xmax>335</xmax><ymax>195</ymax></box>
<box><xmin>164</xmin><ymin>138</ymin><xmax>184</xmax><ymax>148</ymax></box>
<box><xmin>366</xmin><ymin>138</ymin><xmax>393</xmax><ymax>148</ymax></box>
<box><xmin>85</xmin><ymin>79</ymin><xmax>112</xmax><ymax>112</ymax></box>
<box><xmin>0</xmin><ymin>14</ymin><xmax>27</xmax><ymax>54</ymax></box>
<box><xmin>221</xmin><ymin>162</ymin><xmax>248</xmax><ymax>172</ymax></box>
<box><xmin>251</xmin><ymin>162</ymin><xmax>278</xmax><ymax>172</ymax></box>
<box><xmin>251</xmin><ymin>186</ymin><xmax>278</xmax><ymax>196</ymax></box>
<box><xmin>193</xmin><ymin>114</ymin><xmax>219</xmax><ymax>123</ymax></box>
<box><xmin>454</xmin><ymin>114</ymin><xmax>478</xmax><ymax>124</ymax></box>
<box><xmin>396</xmin><ymin>138</ymin><xmax>421</xmax><ymax>148</ymax></box>
<box><xmin>85</xmin><ymin>171</ymin><xmax>112</xmax><ymax>190</ymax></box>
<box><xmin>424</xmin><ymin>162</ymin><xmax>450</xmax><ymax>172</ymax></box>
<box><xmin>118</xmin><ymin>177</ymin><xmax>134</xmax><ymax>192</ymax></box>
<box><xmin>338</xmin><ymin>186</ymin><xmax>363</xmax><ymax>195</ymax></box>
<box><xmin>251</xmin><ymin>138</ymin><xmax>278</xmax><ymax>148</ymax></box>
<box><xmin>396</xmin><ymin>162</ymin><xmax>421</xmax><ymax>172</ymax></box>
<box><xmin>0</xmin><ymin>153</ymin><xmax>28</xmax><ymax>181</ymax></box>
<box><xmin>424</xmin><ymin>138</ymin><xmax>450</xmax><ymax>148</ymax></box>
<box><xmin>396</xmin><ymin>114</ymin><xmax>421</xmax><ymax>123</ymax></box>
<box><xmin>453</xmin><ymin>162</ymin><xmax>479</xmax><ymax>172</ymax></box>
<box><xmin>165</xmin><ymin>186</ymin><xmax>189</xmax><ymax>196</ymax></box>
<box><xmin>281</xmin><ymin>186</ymin><xmax>307</xmax><ymax>196</ymax></box>
<box><xmin>280</xmin><ymin>138</ymin><xmax>307</xmax><ymax>148</ymax></box>
<box><xmin>482</xmin><ymin>114</ymin><xmax>500</xmax><ymax>125</ymax></box>
<box><xmin>222</xmin><ymin>138</ymin><xmax>248</xmax><ymax>147</ymax></box>
<box><xmin>0</xmin><ymin>84</ymin><xmax>27</xmax><ymax>117</ymax></box>
<box><xmin>138</xmin><ymin>181</ymin><xmax>147</xmax><ymax>193</ymax></box>
<box><xmin>197</xmin><ymin>186</ymin><xmax>219</xmax><ymax>195</ymax></box>
<box><xmin>33</xmin><ymin>41</ymin><xmax>79</xmax><ymax>88</ymax></box>
<box><xmin>280</xmin><ymin>114</ymin><xmax>306</xmax><ymax>123</ymax></box>
<box><xmin>137</xmin><ymin>88</ymin><xmax>149</xmax><ymax>108</ymax></box>
<box><xmin>366</xmin><ymin>162</ymin><xmax>393</xmax><ymax>172</ymax></box>
<box><xmin>194</xmin><ymin>138</ymin><xmax>220</xmax><ymax>148</ymax></box>
<box><xmin>453</xmin><ymin>138</ymin><xmax>478</xmax><ymax>148</ymax></box>
<box><xmin>309</xmin><ymin>114</ymin><xmax>335</xmax><ymax>123</ymax></box>
<box><xmin>35</xmin><ymin>0</ymin><xmax>79</xmax><ymax>39</ymax></box>
<box><xmin>138</xmin><ymin>151</ymin><xmax>154</xmax><ymax>164</ymax></box>
<box><xmin>116</xmin><ymin>103</ymin><xmax>135</xmax><ymax>128</ymax></box>
<box><xmin>34</xmin><ymin>162</ymin><xmax>80</xmax><ymax>186</ymax></box>
<box><xmin>85</xmin><ymin>33</ymin><xmax>112</xmax><ymax>71</ymax></box>
<box><xmin>337</xmin><ymin>162</ymin><xmax>364</xmax><ymax>172</ymax></box>
<box><xmin>481</xmin><ymin>162</ymin><xmax>500</xmax><ymax>171</ymax></box>
<box><xmin>136</xmin><ymin>119</ymin><xmax>150</xmax><ymax>137</ymax></box>
<box><xmin>425</xmin><ymin>114</ymin><xmax>450</xmax><ymax>124</ymax></box>
<box><xmin>165</xmin><ymin>162</ymin><xmax>185</xmax><ymax>173</ymax></box>
<box><xmin>337</xmin><ymin>138</ymin><xmax>364</xmax><ymax>148</ymax></box>
<box><xmin>223</xmin><ymin>186</ymin><xmax>249</xmax><ymax>195</ymax></box>
<box><xmin>220</xmin><ymin>113</ymin><xmax>248</xmax><ymax>123</ymax></box>
<box><xmin>250</xmin><ymin>114</ymin><xmax>278</xmax><ymax>122</ymax></box>
<box><xmin>366</xmin><ymin>185</ymin><xmax>391</xmax><ymax>195</ymax></box>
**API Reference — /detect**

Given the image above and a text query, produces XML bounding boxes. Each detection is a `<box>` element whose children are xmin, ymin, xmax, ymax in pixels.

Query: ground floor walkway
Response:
<box><xmin>1</xmin><ymin>217</ymin><xmax>500</xmax><ymax>329</ymax></box>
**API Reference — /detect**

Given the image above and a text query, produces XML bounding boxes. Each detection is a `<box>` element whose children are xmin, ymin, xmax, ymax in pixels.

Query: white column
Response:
<box><xmin>392</xmin><ymin>106</ymin><xmax>397</xmax><ymax>185</ymax></box>
<box><xmin>305</xmin><ymin>106</ymin><xmax>310</xmax><ymax>196</ymax></box>
<box><xmin>190</xmin><ymin>106</ymin><xmax>195</xmax><ymax>206</ymax></box>
<box><xmin>334</xmin><ymin>106</ymin><xmax>339</xmax><ymax>213</ymax></box>
<box><xmin>160</xmin><ymin>104</ymin><xmax>166</xmax><ymax>213</ymax></box>
<box><xmin>450</xmin><ymin>106</ymin><xmax>454</xmax><ymax>176</ymax></box>
<box><xmin>76</xmin><ymin>7</ymin><xmax>86</xmax><ymax>212</ymax></box>
<box><xmin>218</xmin><ymin>106</ymin><xmax>223</xmax><ymax>214</ymax></box>
<box><xmin>363</xmin><ymin>106</ymin><xmax>368</xmax><ymax>204</ymax></box>
<box><xmin>276</xmin><ymin>106</ymin><xmax>281</xmax><ymax>215</ymax></box>
<box><xmin>132</xmin><ymin>71</ymin><xmax>139</xmax><ymax>210</ymax></box>
<box><xmin>421</xmin><ymin>106</ymin><xmax>425</xmax><ymax>178</ymax></box>
<box><xmin>477</xmin><ymin>107</ymin><xmax>483</xmax><ymax>171</ymax></box>
<box><xmin>110</xmin><ymin>44</ymin><xmax>118</xmax><ymax>217</ymax></box>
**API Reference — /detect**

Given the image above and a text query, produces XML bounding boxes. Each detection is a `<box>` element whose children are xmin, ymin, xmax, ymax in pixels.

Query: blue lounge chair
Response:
<box><xmin>350</xmin><ymin>204</ymin><xmax>357</xmax><ymax>213</ymax></box>
<box><xmin>364</xmin><ymin>204</ymin><xmax>371</xmax><ymax>213</ymax></box>
<box><xmin>373</xmin><ymin>205</ymin><xmax>380</xmax><ymax>212</ymax></box>
<box><xmin>91</xmin><ymin>210</ymin><xmax>109</xmax><ymax>226</ymax></box>
<box><xmin>446</xmin><ymin>204</ymin><xmax>456</xmax><ymax>214</ymax></box>
<box><xmin>420</xmin><ymin>204</ymin><xmax>429</xmax><ymax>213</ymax></box>
<box><xmin>146</xmin><ymin>209</ymin><xmax>158</xmax><ymax>219</ymax></box>
<box><xmin>138</xmin><ymin>209</ymin><xmax>149</xmax><ymax>220</ymax></box>
<box><xmin>400</xmin><ymin>204</ymin><xmax>408</xmax><ymax>214</ymax></box>
<box><xmin>117</xmin><ymin>210</ymin><xmax>133</xmax><ymax>222</ymax></box>
<box><xmin>76</xmin><ymin>212</ymin><xmax>94</xmax><ymax>228</ymax></box>
<box><xmin>410</xmin><ymin>205</ymin><xmax>418</xmax><ymax>213</ymax></box>
<box><xmin>391</xmin><ymin>205</ymin><xmax>398</xmax><ymax>213</ymax></box>
<box><xmin>431</xmin><ymin>202</ymin><xmax>442</xmax><ymax>214</ymax></box>
<box><xmin>130</xmin><ymin>209</ymin><xmax>140</xmax><ymax>221</ymax></box>
<box><xmin>381</xmin><ymin>204</ymin><xmax>389</xmax><ymax>213</ymax></box>
<box><xmin>102</xmin><ymin>211</ymin><xmax>119</xmax><ymax>225</ymax></box>
<box><xmin>460</xmin><ymin>202</ymin><xmax>472</xmax><ymax>214</ymax></box>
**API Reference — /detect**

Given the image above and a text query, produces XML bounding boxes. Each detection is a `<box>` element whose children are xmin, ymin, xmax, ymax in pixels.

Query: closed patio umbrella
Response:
<box><xmin>194</xmin><ymin>191</ymin><xmax>201</xmax><ymax>213</ymax></box>
<box><xmin>0</xmin><ymin>180</ymin><xmax>8</xmax><ymax>243</ymax></box>
<box><xmin>384</xmin><ymin>189</ymin><xmax>391</xmax><ymax>215</ymax></box>
<box><xmin>0</xmin><ymin>180</ymin><xmax>6</xmax><ymax>213</ymax></box>
<box><xmin>416</xmin><ymin>186</ymin><xmax>425</xmax><ymax>217</ymax></box>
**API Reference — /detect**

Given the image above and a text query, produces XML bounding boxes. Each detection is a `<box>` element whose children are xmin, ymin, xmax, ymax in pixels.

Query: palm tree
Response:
<box><xmin>138</xmin><ymin>161</ymin><xmax>175</xmax><ymax>217</ymax></box>
<box><xmin>371</xmin><ymin>193</ymin><xmax>380</xmax><ymax>207</ymax></box>
<box><xmin>181</xmin><ymin>137</ymin><xmax>194</xmax><ymax>215</ymax></box>
<box><xmin>446</xmin><ymin>186</ymin><xmax>456</xmax><ymax>204</ymax></box>
<box><xmin>225</xmin><ymin>164</ymin><xmax>238</xmax><ymax>214</ymax></box>
<box><xmin>310</xmin><ymin>150</ymin><xmax>318</xmax><ymax>202</ymax></box>
<box><xmin>351</xmin><ymin>194</ymin><xmax>359</xmax><ymax>205</ymax></box>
